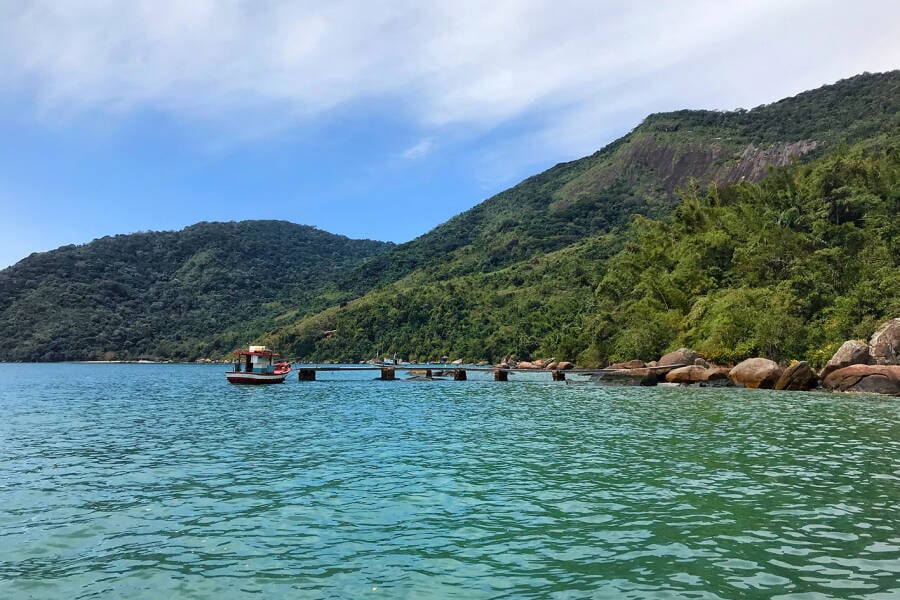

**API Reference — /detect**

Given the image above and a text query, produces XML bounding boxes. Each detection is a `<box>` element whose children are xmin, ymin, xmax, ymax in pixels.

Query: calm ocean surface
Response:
<box><xmin>0</xmin><ymin>364</ymin><xmax>897</xmax><ymax>599</ymax></box>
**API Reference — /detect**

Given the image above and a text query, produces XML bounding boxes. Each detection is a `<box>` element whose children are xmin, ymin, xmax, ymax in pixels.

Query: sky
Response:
<box><xmin>0</xmin><ymin>0</ymin><xmax>898</xmax><ymax>269</ymax></box>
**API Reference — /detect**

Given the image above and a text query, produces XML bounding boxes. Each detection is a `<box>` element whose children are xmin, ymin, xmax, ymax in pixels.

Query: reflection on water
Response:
<box><xmin>0</xmin><ymin>364</ymin><xmax>898</xmax><ymax>599</ymax></box>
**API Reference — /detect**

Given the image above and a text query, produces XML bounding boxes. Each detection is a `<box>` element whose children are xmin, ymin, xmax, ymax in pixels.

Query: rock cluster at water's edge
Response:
<box><xmin>822</xmin><ymin>365</ymin><xmax>900</xmax><ymax>396</ymax></box>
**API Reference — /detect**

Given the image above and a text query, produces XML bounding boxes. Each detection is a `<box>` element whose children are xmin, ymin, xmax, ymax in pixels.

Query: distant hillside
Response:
<box><xmin>0</xmin><ymin>221</ymin><xmax>390</xmax><ymax>361</ymax></box>
<box><xmin>338</xmin><ymin>71</ymin><xmax>899</xmax><ymax>295</ymax></box>
<box><xmin>273</xmin><ymin>71</ymin><xmax>900</xmax><ymax>364</ymax></box>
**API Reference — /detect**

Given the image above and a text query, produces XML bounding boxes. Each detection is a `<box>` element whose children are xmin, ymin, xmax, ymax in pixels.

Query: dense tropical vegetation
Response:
<box><xmin>271</xmin><ymin>136</ymin><xmax>898</xmax><ymax>366</ymax></box>
<box><xmin>1</xmin><ymin>71</ymin><xmax>897</xmax><ymax>364</ymax></box>
<box><xmin>0</xmin><ymin>221</ymin><xmax>389</xmax><ymax>361</ymax></box>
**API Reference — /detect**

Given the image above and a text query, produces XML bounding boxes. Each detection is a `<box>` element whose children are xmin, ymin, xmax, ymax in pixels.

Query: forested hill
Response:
<box><xmin>271</xmin><ymin>71</ymin><xmax>899</xmax><ymax>365</ymax></box>
<box><xmin>273</xmin><ymin>133</ymin><xmax>899</xmax><ymax>366</ymax></box>
<box><xmin>0</xmin><ymin>221</ymin><xmax>390</xmax><ymax>361</ymax></box>
<box><xmin>337</xmin><ymin>71</ymin><xmax>899</xmax><ymax>295</ymax></box>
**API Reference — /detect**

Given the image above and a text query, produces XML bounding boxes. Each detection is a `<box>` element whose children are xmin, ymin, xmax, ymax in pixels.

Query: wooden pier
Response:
<box><xmin>293</xmin><ymin>365</ymin><xmax>568</xmax><ymax>382</ymax></box>
<box><xmin>291</xmin><ymin>363</ymin><xmax>686</xmax><ymax>384</ymax></box>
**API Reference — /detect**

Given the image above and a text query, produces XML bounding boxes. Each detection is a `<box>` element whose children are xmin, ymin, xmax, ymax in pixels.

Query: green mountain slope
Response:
<box><xmin>0</xmin><ymin>221</ymin><xmax>390</xmax><ymax>361</ymax></box>
<box><xmin>273</xmin><ymin>137</ymin><xmax>899</xmax><ymax>366</ymax></box>
<box><xmin>338</xmin><ymin>71</ymin><xmax>899</xmax><ymax>295</ymax></box>
<box><xmin>274</xmin><ymin>72</ymin><xmax>900</xmax><ymax>365</ymax></box>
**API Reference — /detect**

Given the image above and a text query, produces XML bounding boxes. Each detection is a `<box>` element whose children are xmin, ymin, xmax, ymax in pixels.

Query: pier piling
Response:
<box><xmin>298</xmin><ymin>368</ymin><xmax>316</xmax><ymax>382</ymax></box>
<box><xmin>493</xmin><ymin>369</ymin><xmax>508</xmax><ymax>382</ymax></box>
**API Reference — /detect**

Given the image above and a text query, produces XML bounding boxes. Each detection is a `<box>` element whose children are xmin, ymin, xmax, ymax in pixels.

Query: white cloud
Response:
<box><xmin>401</xmin><ymin>137</ymin><xmax>436</xmax><ymax>160</ymax></box>
<box><xmin>1</xmin><ymin>0</ymin><xmax>898</xmax><ymax>152</ymax></box>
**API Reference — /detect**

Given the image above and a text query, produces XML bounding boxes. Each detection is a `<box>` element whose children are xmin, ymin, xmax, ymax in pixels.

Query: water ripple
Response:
<box><xmin>0</xmin><ymin>364</ymin><xmax>898</xmax><ymax>598</ymax></box>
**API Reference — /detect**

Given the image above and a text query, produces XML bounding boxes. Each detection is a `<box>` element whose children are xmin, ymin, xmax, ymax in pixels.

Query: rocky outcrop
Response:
<box><xmin>517</xmin><ymin>361</ymin><xmax>539</xmax><ymax>369</ymax></box>
<box><xmin>610</xmin><ymin>359</ymin><xmax>645</xmax><ymax>369</ymax></box>
<box><xmin>609</xmin><ymin>135</ymin><xmax>819</xmax><ymax>194</ymax></box>
<box><xmin>555</xmin><ymin>361</ymin><xmax>574</xmax><ymax>370</ymax></box>
<box><xmin>821</xmin><ymin>340</ymin><xmax>872</xmax><ymax>379</ymax></box>
<box><xmin>728</xmin><ymin>358</ymin><xmax>783</xmax><ymax>389</ymax></box>
<box><xmin>774</xmin><ymin>361</ymin><xmax>819</xmax><ymax>391</ymax></box>
<box><xmin>665</xmin><ymin>365</ymin><xmax>707</xmax><ymax>384</ymax></box>
<box><xmin>822</xmin><ymin>365</ymin><xmax>900</xmax><ymax>396</ymax></box>
<box><xmin>666</xmin><ymin>365</ymin><xmax>731</xmax><ymax>385</ymax></box>
<box><xmin>699</xmin><ymin>367</ymin><xmax>732</xmax><ymax>385</ymax></box>
<box><xmin>869</xmin><ymin>318</ymin><xmax>900</xmax><ymax>365</ymax></box>
<box><xmin>658</xmin><ymin>348</ymin><xmax>699</xmax><ymax>367</ymax></box>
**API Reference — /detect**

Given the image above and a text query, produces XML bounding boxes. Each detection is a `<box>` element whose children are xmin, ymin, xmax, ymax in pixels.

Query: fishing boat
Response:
<box><xmin>226</xmin><ymin>345</ymin><xmax>292</xmax><ymax>384</ymax></box>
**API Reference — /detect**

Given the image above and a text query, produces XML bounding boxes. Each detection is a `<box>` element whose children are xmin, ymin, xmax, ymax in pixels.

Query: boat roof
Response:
<box><xmin>234</xmin><ymin>350</ymin><xmax>281</xmax><ymax>357</ymax></box>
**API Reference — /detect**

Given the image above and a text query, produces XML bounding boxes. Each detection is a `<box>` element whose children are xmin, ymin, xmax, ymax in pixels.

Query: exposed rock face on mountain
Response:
<box><xmin>616</xmin><ymin>137</ymin><xmax>818</xmax><ymax>193</ymax></box>
<box><xmin>822</xmin><ymin>365</ymin><xmax>900</xmax><ymax>396</ymax></box>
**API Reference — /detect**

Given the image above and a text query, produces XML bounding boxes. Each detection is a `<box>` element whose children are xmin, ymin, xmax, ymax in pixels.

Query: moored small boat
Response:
<box><xmin>226</xmin><ymin>346</ymin><xmax>291</xmax><ymax>384</ymax></box>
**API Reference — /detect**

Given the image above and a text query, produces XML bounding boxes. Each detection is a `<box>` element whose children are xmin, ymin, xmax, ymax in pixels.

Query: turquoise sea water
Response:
<box><xmin>0</xmin><ymin>364</ymin><xmax>898</xmax><ymax>599</ymax></box>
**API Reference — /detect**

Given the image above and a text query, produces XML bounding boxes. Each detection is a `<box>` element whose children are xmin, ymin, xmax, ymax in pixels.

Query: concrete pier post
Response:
<box><xmin>380</xmin><ymin>367</ymin><xmax>396</xmax><ymax>381</ymax></box>
<box><xmin>298</xmin><ymin>368</ymin><xmax>316</xmax><ymax>381</ymax></box>
<box><xmin>551</xmin><ymin>370</ymin><xmax>566</xmax><ymax>381</ymax></box>
<box><xmin>453</xmin><ymin>369</ymin><xmax>467</xmax><ymax>381</ymax></box>
<box><xmin>493</xmin><ymin>369</ymin><xmax>508</xmax><ymax>382</ymax></box>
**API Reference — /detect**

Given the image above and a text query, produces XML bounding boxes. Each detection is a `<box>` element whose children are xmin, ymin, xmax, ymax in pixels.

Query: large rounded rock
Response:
<box><xmin>821</xmin><ymin>340</ymin><xmax>872</xmax><ymax>379</ymax></box>
<box><xmin>869</xmin><ymin>318</ymin><xmax>900</xmax><ymax>365</ymax></box>
<box><xmin>822</xmin><ymin>365</ymin><xmax>900</xmax><ymax>396</ymax></box>
<box><xmin>774</xmin><ymin>361</ymin><xmax>819</xmax><ymax>391</ymax></box>
<box><xmin>665</xmin><ymin>365</ymin><xmax>731</xmax><ymax>385</ymax></box>
<box><xmin>556</xmin><ymin>361</ymin><xmax>574</xmax><ymax>370</ymax></box>
<box><xmin>517</xmin><ymin>361</ymin><xmax>539</xmax><ymax>369</ymax></box>
<box><xmin>666</xmin><ymin>365</ymin><xmax>708</xmax><ymax>384</ymax></box>
<box><xmin>658</xmin><ymin>348</ymin><xmax>700</xmax><ymax>367</ymax></box>
<box><xmin>728</xmin><ymin>358</ymin><xmax>783</xmax><ymax>389</ymax></box>
<box><xmin>699</xmin><ymin>367</ymin><xmax>732</xmax><ymax>384</ymax></box>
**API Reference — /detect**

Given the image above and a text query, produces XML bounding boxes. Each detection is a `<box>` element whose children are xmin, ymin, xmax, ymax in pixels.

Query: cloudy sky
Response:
<box><xmin>0</xmin><ymin>0</ymin><xmax>897</xmax><ymax>268</ymax></box>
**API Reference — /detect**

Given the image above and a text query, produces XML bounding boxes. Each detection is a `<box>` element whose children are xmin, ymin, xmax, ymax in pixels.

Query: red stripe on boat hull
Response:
<box><xmin>226</xmin><ymin>371</ymin><xmax>290</xmax><ymax>385</ymax></box>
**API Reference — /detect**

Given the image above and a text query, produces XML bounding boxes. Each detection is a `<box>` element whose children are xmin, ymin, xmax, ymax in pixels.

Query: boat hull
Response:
<box><xmin>226</xmin><ymin>371</ymin><xmax>290</xmax><ymax>384</ymax></box>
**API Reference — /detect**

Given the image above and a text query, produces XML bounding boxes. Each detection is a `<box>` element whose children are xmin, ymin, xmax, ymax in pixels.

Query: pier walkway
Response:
<box><xmin>290</xmin><ymin>364</ymin><xmax>679</xmax><ymax>383</ymax></box>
